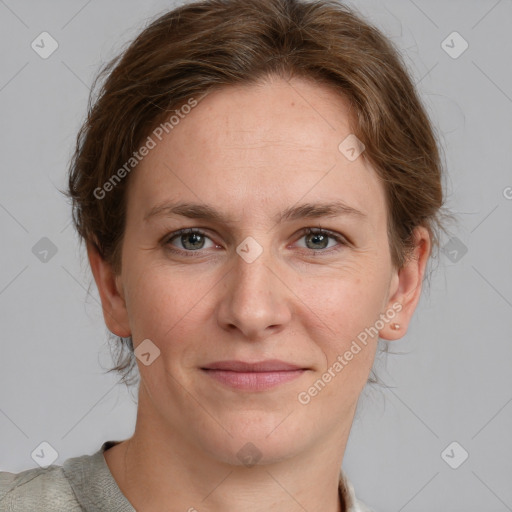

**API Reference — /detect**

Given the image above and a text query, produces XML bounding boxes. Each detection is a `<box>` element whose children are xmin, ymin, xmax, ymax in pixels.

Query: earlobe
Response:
<box><xmin>379</xmin><ymin>226</ymin><xmax>431</xmax><ymax>341</ymax></box>
<box><xmin>86</xmin><ymin>241</ymin><xmax>131</xmax><ymax>338</ymax></box>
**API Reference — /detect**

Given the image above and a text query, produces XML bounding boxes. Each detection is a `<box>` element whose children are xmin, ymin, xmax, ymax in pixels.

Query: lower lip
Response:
<box><xmin>201</xmin><ymin>369</ymin><xmax>306</xmax><ymax>391</ymax></box>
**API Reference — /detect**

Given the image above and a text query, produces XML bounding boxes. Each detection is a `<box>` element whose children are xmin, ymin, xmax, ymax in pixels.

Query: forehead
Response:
<box><xmin>126</xmin><ymin>77</ymin><xmax>386</xmax><ymax>227</ymax></box>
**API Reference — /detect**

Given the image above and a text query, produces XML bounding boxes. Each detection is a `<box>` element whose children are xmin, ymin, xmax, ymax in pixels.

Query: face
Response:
<box><xmin>90</xmin><ymin>75</ymin><xmax>430</xmax><ymax>466</ymax></box>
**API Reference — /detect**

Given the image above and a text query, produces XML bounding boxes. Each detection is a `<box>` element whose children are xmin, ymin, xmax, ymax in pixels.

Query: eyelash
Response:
<box><xmin>162</xmin><ymin>227</ymin><xmax>348</xmax><ymax>257</ymax></box>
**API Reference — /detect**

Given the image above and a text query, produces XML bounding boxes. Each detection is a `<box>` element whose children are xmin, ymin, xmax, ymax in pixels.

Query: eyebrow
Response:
<box><xmin>144</xmin><ymin>200</ymin><xmax>367</xmax><ymax>224</ymax></box>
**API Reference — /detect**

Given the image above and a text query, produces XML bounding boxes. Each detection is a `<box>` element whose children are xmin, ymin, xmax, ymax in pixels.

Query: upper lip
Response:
<box><xmin>201</xmin><ymin>360</ymin><xmax>306</xmax><ymax>372</ymax></box>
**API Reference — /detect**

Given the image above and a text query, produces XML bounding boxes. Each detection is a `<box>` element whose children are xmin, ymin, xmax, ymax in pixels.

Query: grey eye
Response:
<box><xmin>304</xmin><ymin>231</ymin><xmax>330</xmax><ymax>250</ymax></box>
<box><xmin>167</xmin><ymin>230</ymin><xmax>215</xmax><ymax>251</ymax></box>
<box><xmin>180</xmin><ymin>232</ymin><xmax>206</xmax><ymax>250</ymax></box>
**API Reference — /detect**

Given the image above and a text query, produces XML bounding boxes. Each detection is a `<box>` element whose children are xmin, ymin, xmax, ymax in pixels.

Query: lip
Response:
<box><xmin>202</xmin><ymin>359</ymin><xmax>305</xmax><ymax>372</ymax></box>
<box><xmin>201</xmin><ymin>359</ymin><xmax>308</xmax><ymax>391</ymax></box>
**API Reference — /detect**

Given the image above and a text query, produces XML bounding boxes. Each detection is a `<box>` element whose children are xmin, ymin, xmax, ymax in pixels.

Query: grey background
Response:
<box><xmin>0</xmin><ymin>0</ymin><xmax>511</xmax><ymax>510</ymax></box>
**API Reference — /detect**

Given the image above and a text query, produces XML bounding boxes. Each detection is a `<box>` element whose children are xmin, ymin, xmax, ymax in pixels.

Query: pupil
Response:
<box><xmin>308</xmin><ymin>233</ymin><xmax>328</xmax><ymax>249</ymax></box>
<box><xmin>183</xmin><ymin>233</ymin><xmax>203</xmax><ymax>250</ymax></box>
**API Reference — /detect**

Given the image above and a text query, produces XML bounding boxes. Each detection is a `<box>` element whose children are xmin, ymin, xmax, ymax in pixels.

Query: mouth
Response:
<box><xmin>200</xmin><ymin>359</ymin><xmax>308</xmax><ymax>391</ymax></box>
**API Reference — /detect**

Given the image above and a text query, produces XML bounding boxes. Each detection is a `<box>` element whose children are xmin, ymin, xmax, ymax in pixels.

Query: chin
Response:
<box><xmin>208</xmin><ymin>436</ymin><xmax>302</xmax><ymax>468</ymax></box>
<box><xmin>194</xmin><ymin>416</ymin><xmax>310</xmax><ymax>467</ymax></box>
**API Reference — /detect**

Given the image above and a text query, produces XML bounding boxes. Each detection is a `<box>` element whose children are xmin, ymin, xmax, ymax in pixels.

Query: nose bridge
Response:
<box><xmin>232</xmin><ymin>241</ymin><xmax>276</xmax><ymax>309</ymax></box>
<box><xmin>234</xmin><ymin>244</ymin><xmax>272</xmax><ymax>295</ymax></box>
<box><xmin>218</xmin><ymin>237</ymin><xmax>291</xmax><ymax>337</ymax></box>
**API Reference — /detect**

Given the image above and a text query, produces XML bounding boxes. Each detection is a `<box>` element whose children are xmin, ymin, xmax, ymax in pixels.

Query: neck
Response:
<box><xmin>105</xmin><ymin>383</ymin><xmax>352</xmax><ymax>512</ymax></box>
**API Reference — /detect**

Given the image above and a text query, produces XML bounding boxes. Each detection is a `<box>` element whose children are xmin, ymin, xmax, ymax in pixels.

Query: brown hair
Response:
<box><xmin>64</xmin><ymin>0</ymin><xmax>453</xmax><ymax>386</ymax></box>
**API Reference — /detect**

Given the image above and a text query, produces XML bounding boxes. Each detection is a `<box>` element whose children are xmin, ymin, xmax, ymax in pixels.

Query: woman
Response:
<box><xmin>0</xmin><ymin>0</ymin><xmax>448</xmax><ymax>510</ymax></box>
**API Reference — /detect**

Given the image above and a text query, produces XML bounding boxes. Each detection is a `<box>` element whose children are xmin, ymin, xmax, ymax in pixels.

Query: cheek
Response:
<box><xmin>295</xmin><ymin>266</ymin><xmax>388</xmax><ymax>399</ymax></box>
<box><xmin>299</xmin><ymin>264</ymin><xmax>389</xmax><ymax>338</ymax></box>
<box><xmin>125</xmin><ymin>264</ymin><xmax>201</xmax><ymax>344</ymax></box>
<box><xmin>124</xmin><ymin>263</ymin><xmax>227</xmax><ymax>378</ymax></box>
<box><xmin>299</xmin><ymin>276</ymin><xmax>384</xmax><ymax>398</ymax></box>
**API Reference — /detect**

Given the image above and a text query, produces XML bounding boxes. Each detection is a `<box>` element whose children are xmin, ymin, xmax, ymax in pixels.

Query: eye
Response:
<box><xmin>294</xmin><ymin>227</ymin><xmax>347</xmax><ymax>252</ymax></box>
<box><xmin>163</xmin><ymin>226</ymin><xmax>347</xmax><ymax>257</ymax></box>
<box><xmin>164</xmin><ymin>228</ymin><xmax>217</xmax><ymax>254</ymax></box>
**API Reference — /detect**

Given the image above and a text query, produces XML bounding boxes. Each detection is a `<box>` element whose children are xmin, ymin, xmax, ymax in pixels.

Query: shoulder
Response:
<box><xmin>353</xmin><ymin>497</ymin><xmax>376</xmax><ymax>512</ymax></box>
<box><xmin>339</xmin><ymin>468</ymin><xmax>376</xmax><ymax>512</ymax></box>
<box><xmin>0</xmin><ymin>464</ymin><xmax>82</xmax><ymax>512</ymax></box>
<box><xmin>1</xmin><ymin>441</ymin><xmax>133</xmax><ymax>512</ymax></box>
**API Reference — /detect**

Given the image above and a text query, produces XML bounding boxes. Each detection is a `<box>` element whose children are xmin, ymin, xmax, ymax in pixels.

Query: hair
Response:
<box><xmin>64</xmin><ymin>0</ymin><xmax>454</xmax><ymax>388</ymax></box>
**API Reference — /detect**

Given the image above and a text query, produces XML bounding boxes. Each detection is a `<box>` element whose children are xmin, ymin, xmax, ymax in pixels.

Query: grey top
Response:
<box><xmin>0</xmin><ymin>440</ymin><xmax>374</xmax><ymax>511</ymax></box>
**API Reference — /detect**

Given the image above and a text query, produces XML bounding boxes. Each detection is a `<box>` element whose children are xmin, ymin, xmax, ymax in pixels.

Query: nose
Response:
<box><xmin>216</xmin><ymin>246</ymin><xmax>292</xmax><ymax>340</ymax></box>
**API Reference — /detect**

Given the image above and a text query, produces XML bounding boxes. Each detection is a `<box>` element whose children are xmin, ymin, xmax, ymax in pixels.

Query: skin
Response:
<box><xmin>88</xmin><ymin>75</ymin><xmax>430</xmax><ymax>512</ymax></box>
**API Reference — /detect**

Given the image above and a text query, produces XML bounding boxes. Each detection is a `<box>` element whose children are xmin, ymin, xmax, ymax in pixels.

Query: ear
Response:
<box><xmin>87</xmin><ymin>240</ymin><xmax>131</xmax><ymax>338</ymax></box>
<box><xmin>379</xmin><ymin>226</ymin><xmax>431</xmax><ymax>340</ymax></box>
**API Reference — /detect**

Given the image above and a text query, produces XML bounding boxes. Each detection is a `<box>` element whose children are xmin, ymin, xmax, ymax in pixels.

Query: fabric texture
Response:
<box><xmin>0</xmin><ymin>440</ymin><xmax>374</xmax><ymax>511</ymax></box>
